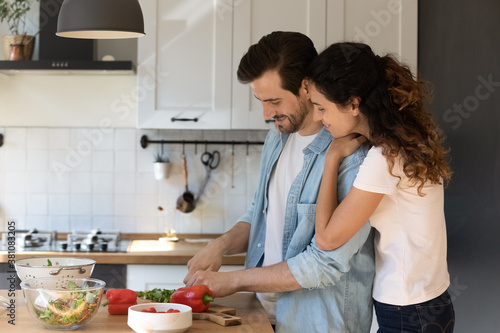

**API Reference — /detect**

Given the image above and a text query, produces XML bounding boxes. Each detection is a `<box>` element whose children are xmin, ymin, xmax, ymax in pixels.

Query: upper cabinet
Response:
<box><xmin>137</xmin><ymin>0</ymin><xmax>232</xmax><ymax>129</ymax></box>
<box><xmin>137</xmin><ymin>0</ymin><xmax>417</xmax><ymax>130</ymax></box>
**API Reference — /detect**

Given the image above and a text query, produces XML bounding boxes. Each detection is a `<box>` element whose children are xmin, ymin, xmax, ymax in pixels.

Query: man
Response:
<box><xmin>184</xmin><ymin>31</ymin><xmax>375</xmax><ymax>332</ymax></box>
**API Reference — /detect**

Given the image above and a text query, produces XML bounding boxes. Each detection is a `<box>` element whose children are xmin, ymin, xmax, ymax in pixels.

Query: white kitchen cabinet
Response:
<box><xmin>137</xmin><ymin>0</ymin><xmax>233</xmax><ymax>129</ymax></box>
<box><xmin>326</xmin><ymin>0</ymin><xmax>418</xmax><ymax>73</ymax></box>
<box><xmin>127</xmin><ymin>264</ymin><xmax>243</xmax><ymax>291</ymax></box>
<box><xmin>137</xmin><ymin>0</ymin><xmax>417</xmax><ymax>130</ymax></box>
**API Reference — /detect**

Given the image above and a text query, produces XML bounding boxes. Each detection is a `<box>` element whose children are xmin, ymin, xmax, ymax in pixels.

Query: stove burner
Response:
<box><xmin>0</xmin><ymin>229</ymin><xmax>124</xmax><ymax>253</ymax></box>
<box><xmin>65</xmin><ymin>229</ymin><xmax>122</xmax><ymax>252</ymax></box>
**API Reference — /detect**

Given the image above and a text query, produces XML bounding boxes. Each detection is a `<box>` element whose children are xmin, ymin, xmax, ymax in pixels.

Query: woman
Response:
<box><xmin>307</xmin><ymin>42</ymin><xmax>455</xmax><ymax>332</ymax></box>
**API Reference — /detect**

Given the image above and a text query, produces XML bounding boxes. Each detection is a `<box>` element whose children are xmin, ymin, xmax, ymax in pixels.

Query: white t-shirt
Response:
<box><xmin>353</xmin><ymin>146</ymin><xmax>450</xmax><ymax>305</ymax></box>
<box><xmin>257</xmin><ymin>132</ymin><xmax>316</xmax><ymax>323</ymax></box>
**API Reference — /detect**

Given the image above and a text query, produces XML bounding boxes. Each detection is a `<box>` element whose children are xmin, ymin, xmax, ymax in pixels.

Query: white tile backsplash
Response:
<box><xmin>49</xmin><ymin>129</ymin><xmax>70</xmax><ymax>149</ymax></box>
<box><xmin>27</xmin><ymin>128</ymin><xmax>49</xmax><ymax>149</ymax></box>
<box><xmin>93</xmin><ymin>150</ymin><xmax>114</xmax><ymax>172</ymax></box>
<box><xmin>0</xmin><ymin>127</ymin><xmax>266</xmax><ymax>233</ymax></box>
<box><xmin>49</xmin><ymin>194</ymin><xmax>70</xmax><ymax>215</ymax></box>
<box><xmin>28</xmin><ymin>172</ymin><xmax>49</xmax><ymax>193</ymax></box>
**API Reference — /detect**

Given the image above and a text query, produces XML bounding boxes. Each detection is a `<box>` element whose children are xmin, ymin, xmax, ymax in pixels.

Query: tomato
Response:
<box><xmin>140</xmin><ymin>307</ymin><xmax>180</xmax><ymax>313</ymax></box>
<box><xmin>140</xmin><ymin>307</ymin><xmax>157</xmax><ymax>313</ymax></box>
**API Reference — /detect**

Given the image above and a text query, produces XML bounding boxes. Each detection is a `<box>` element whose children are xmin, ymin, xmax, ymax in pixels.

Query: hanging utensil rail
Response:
<box><xmin>140</xmin><ymin>135</ymin><xmax>264</xmax><ymax>154</ymax></box>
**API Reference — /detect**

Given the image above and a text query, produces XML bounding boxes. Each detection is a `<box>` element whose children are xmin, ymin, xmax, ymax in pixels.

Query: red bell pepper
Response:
<box><xmin>105</xmin><ymin>289</ymin><xmax>137</xmax><ymax>315</ymax></box>
<box><xmin>170</xmin><ymin>285</ymin><xmax>214</xmax><ymax>312</ymax></box>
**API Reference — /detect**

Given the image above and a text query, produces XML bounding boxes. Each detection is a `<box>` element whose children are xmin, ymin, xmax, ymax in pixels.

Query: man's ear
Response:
<box><xmin>302</xmin><ymin>78</ymin><xmax>310</xmax><ymax>98</ymax></box>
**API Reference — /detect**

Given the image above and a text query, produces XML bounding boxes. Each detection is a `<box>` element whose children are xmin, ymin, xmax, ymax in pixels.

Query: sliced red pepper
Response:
<box><xmin>105</xmin><ymin>289</ymin><xmax>137</xmax><ymax>315</ymax></box>
<box><xmin>170</xmin><ymin>285</ymin><xmax>214</xmax><ymax>312</ymax></box>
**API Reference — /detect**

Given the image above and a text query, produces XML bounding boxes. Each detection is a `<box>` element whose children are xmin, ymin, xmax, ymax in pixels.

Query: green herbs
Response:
<box><xmin>136</xmin><ymin>288</ymin><xmax>176</xmax><ymax>303</ymax></box>
<box><xmin>47</xmin><ymin>259</ymin><xmax>52</xmax><ymax>266</ymax></box>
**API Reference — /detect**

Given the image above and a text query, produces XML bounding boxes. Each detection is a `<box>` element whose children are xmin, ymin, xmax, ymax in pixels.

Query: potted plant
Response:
<box><xmin>0</xmin><ymin>0</ymin><xmax>39</xmax><ymax>60</ymax></box>
<box><xmin>153</xmin><ymin>151</ymin><xmax>170</xmax><ymax>180</ymax></box>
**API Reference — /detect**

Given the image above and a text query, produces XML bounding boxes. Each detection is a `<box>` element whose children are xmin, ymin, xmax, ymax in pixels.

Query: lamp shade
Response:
<box><xmin>56</xmin><ymin>0</ymin><xmax>145</xmax><ymax>39</ymax></box>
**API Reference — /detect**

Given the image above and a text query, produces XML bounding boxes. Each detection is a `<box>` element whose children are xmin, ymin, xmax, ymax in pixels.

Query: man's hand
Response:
<box><xmin>182</xmin><ymin>222</ymin><xmax>251</xmax><ymax>285</ymax></box>
<box><xmin>185</xmin><ymin>270</ymin><xmax>238</xmax><ymax>298</ymax></box>
<box><xmin>183</xmin><ymin>244</ymin><xmax>224</xmax><ymax>284</ymax></box>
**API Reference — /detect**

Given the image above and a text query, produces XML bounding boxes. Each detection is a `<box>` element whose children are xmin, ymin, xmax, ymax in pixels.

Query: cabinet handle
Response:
<box><xmin>265</xmin><ymin>119</ymin><xmax>275</xmax><ymax>123</ymax></box>
<box><xmin>171</xmin><ymin>117</ymin><xmax>199</xmax><ymax>122</ymax></box>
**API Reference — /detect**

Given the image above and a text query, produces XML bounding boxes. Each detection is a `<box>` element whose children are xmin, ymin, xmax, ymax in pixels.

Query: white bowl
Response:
<box><xmin>15</xmin><ymin>257</ymin><xmax>95</xmax><ymax>282</ymax></box>
<box><xmin>128</xmin><ymin>303</ymin><xmax>192</xmax><ymax>333</ymax></box>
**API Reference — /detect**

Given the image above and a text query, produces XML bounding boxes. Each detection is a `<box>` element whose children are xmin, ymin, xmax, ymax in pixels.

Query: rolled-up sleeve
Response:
<box><xmin>287</xmin><ymin>222</ymin><xmax>372</xmax><ymax>288</ymax></box>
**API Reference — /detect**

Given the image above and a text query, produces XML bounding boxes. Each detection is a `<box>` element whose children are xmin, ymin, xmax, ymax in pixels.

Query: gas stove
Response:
<box><xmin>0</xmin><ymin>229</ymin><xmax>128</xmax><ymax>253</ymax></box>
<box><xmin>63</xmin><ymin>229</ymin><xmax>123</xmax><ymax>252</ymax></box>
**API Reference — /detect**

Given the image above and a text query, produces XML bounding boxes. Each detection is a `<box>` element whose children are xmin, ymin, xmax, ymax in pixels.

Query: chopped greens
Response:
<box><xmin>47</xmin><ymin>259</ymin><xmax>52</xmax><ymax>266</ymax></box>
<box><xmin>136</xmin><ymin>288</ymin><xmax>176</xmax><ymax>303</ymax></box>
<box><xmin>31</xmin><ymin>281</ymin><xmax>101</xmax><ymax>328</ymax></box>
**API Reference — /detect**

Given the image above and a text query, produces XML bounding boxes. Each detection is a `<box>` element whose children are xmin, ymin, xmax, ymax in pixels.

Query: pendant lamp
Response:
<box><xmin>56</xmin><ymin>0</ymin><xmax>145</xmax><ymax>39</ymax></box>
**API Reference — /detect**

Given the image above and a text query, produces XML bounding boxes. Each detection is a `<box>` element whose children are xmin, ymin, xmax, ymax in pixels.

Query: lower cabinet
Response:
<box><xmin>127</xmin><ymin>264</ymin><xmax>243</xmax><ymax>291</ymax></box>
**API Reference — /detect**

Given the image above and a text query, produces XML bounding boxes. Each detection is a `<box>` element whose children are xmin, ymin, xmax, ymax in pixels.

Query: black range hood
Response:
<box><xmin>0</xmin><ymin>0</ymin><xmax>135</xmax><ymax>74</ymax></box>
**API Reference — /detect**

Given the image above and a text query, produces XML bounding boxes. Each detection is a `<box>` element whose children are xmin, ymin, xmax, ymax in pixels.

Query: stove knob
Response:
<box><xmin>61</xmin><ymin>242</ymin><xmax>68</xmax><ymax>250</ymax></box>
<box><xmin>87</xmin><ymin>243</ymin><xmax>95</xmax><ymax>251</ymax></box>
<box><xmin>74</xmin><ymin>243</ymin><xmax>81</xmax><ymax>251</ymax></box>
<box><xmin>100</xmin><ymin>243</ymin><xmax>108</xmax><ymax>251</ymax></box>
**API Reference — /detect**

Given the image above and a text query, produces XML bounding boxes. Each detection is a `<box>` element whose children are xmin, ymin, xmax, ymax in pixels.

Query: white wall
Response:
<box><xmin>0</xmin><ymin>126</ymin><xmax>266</xmax><ymax>233</ymax></box>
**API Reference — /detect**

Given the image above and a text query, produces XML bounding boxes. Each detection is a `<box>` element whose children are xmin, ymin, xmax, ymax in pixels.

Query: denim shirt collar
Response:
<box><xmin>278</xmin><ymin>126</ymin><xmax>331</xmax><ymax>155</ymax></box>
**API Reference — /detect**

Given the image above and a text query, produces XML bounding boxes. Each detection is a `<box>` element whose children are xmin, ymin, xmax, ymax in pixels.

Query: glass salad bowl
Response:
<box><xmin>20</xmin><ymin>277</ymin><xmax>105</xmax><ymax>330</ymax></box>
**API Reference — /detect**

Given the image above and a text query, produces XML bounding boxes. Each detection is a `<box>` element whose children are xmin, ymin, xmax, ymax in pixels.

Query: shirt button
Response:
<box><xmin>257</xmin><ymin>243</ymin><xmax>262</xmax><ymax>248</ymax></box>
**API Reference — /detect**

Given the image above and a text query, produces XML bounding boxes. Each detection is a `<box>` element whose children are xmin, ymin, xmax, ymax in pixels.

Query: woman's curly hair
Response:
<box><xmin>307</xmin><ymin>42</ymin><xmax>452</xmax><ymax>195</ymax></box>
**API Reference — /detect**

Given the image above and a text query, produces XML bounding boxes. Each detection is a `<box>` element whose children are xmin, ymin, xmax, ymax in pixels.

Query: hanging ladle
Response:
<box><xmin>176</xmin><ymin>143</ymin><xmax>195</xmax><ymax>213</ymax></box>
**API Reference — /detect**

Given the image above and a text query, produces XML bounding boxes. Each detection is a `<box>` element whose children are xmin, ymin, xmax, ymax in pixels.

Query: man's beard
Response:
<box><xmin>275</xmin><ymin>99</ymin><xmax>310</xmax><ymax>134</ymax></box>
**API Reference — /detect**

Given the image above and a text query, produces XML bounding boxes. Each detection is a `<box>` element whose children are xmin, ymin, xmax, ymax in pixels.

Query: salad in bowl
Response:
<box><xmin>20</xmin><ymin>277</ymin><xmax>105</xmax><ymax>330</ymax></box>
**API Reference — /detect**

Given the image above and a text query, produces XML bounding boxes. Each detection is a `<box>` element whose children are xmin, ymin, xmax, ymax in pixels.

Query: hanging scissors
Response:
<box><xmin>197</xmin><ymin>150</ymin><xmax>220</xmax><ymax>201</ymax></box>
<box><xmin>200</xmin><ymin>150</ymin><xmax>220</xmax><ymax>170</ymax></box>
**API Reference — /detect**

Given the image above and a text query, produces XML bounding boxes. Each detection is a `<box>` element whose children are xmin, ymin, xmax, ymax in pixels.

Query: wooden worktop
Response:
<box><xmin>0</xmin><ymin>290</ymin><xmax>273</xmax><ymax>332</ymax></box>
<box><xmin>0</xmin><ymin>236</ymin><xmax>246</xmax><ymax>265</ymax></box>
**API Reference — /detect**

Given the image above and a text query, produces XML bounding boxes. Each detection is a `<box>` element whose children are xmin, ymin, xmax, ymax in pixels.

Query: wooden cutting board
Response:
<box><xmin>137</xmin><ymin>298</ymin><xmax>242</xmax><ymax>326</ymax></box>
<box><xmin>192</xmin><ymin>304</ymin><xmax>242</xmax><ymax>326</ymax></box>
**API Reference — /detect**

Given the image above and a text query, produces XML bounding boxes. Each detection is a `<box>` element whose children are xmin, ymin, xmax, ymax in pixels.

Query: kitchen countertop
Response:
<box><xmin>0</xmin><ymin>238</ymin><xmax>246</xmax><ymax>265</ymax></box>
<box><xmin>0</xmin><ymin>290</ymin><xmax>273</xmax><ymax>332</ymax></box>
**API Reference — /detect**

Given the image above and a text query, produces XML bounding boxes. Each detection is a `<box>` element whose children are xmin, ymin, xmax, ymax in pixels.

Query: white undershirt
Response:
<box><xmin>257</xmin><ymin>132</ymin><xmax>316</xmax><ymax>324</ymax></box>
<box><xmin>353</xmin><ymin>146</ymin><xmax>450</xmax><ymax>305</ymax></box>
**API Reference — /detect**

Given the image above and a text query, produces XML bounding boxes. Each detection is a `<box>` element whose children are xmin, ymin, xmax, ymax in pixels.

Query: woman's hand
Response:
<box><xmin>327</xmin><ymin>133</ymin><xmax>367</xmax><ymax>161</ymax></box>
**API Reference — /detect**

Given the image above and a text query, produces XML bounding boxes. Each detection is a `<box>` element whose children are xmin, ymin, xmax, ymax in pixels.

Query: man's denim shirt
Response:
<box><xmin>239</xmin><ymin>127</ymin><xmax>375</xmax><ymax>333</ymax></box>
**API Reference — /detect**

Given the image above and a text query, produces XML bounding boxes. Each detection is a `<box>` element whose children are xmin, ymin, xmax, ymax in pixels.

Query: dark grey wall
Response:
<box><xmin>419</xmin><ymin>1</ymin><xmax>500</xmax><ymax>332</ymax></box>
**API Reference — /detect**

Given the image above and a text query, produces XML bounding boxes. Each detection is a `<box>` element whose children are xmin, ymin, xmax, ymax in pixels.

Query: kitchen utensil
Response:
<box><xmin>196</xmin><ymin>150</ymin><xmax>220</xmax><ymax>200</ymax></box>
<box><xmin>192</xmin><ymin>304</ymin><xmax>242</xmax><ymax>326</ymax></box>
<box><xmin>128</xmin><ymin>303</ymin><xmax>192</xmax><ymax>333</ymax></box>
<box><xmin>176</xmin><ymin>154</ymin><xmax>195</xmax><ymax>213</ymax></box>
<box><xmin>15</xmin><ymin>257</ymin><xmax>95</xmax><ymax>282</ymax></box>
<box><xmin>20</xmin><ymin>277</ymin><xmax>105</xmax><ymax>330</ymax></box>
